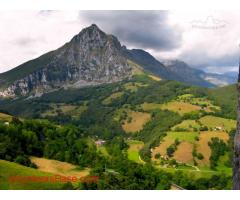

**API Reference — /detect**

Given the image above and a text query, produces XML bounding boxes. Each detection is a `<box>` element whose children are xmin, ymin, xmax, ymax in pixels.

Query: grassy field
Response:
<box><xmin>141</xmin><ymin>95</ymin><xmax>220</xmax><ymax>115</ymax></box>
<box><xmin>41</xmin><ymin>102</ymin><xmax>88</xmax><ymax>118</ymax></box>
<box><xmin>174</xmin><ymin>141</ymin><xmax>194</xmax><ymax>164</ymax></box>
<box><xmin>30</xmin><ymin>157</ymin><xmax>90</xmax><ymax>178</ymax></box>
<box><xmin>152</xmin><ymin>137</ymin><xmax>175</xmax><ymax>160</ymax></box>
<box><xmin>122</xmin><ymin>110</ymin><xmax>151</xmax><ymax>133</ymax></box>
<box><xmin>152</xmin><ymin>129</ymin><xmax>231</xmax><ymax>170</ymax></box>
<box><xmin>199</xmin><ymin>115</ymin><xmax>236</xmax><ymax>132</ymax></box>
<box><xmin>155</xmin><ymin>165</ymin><xmax>229</xmax><ymax>179</ymax></box>
<box><xmin>177</xmin><ymin>94</ymin><xmax>213</xmax><ymax>107</ymax></box>
<box><xmin>196</xmin><ymin>131</ymin><xmax>229</xmax><ymax>166</ymax></box>
<box><xmin>127</xmin><ymin>140</ymin><xmax>144</xmax><ymax>164</ymax></box>
<box><xmin>141</xmin><ymin>102</ymin><xmax>162</xmax><ymax>111</ymax></box>
<box><xmin>152</xmin><ymin>131</ymin><xmax>197</xmax><ymax>162</ymax></box>
<box><xmin>0</xmin><ymin>159</ymin><xmax>65</xmax><ymax>189</ymax></box>
<box><xmin>0</xmin><ymin>112</ymin><xmax>12</xmax><ymax>122</ymax></box>
<box><xmin>166</xmin><ymin>131</ymin><xmax>198</xmax><ymax>142</ymax></box>
<box><xmin>177</xmin><ymin>94</ymin><xmax>221</xmax><ymax>112</ymax></box>
<box><xmin>142</xmin><ymin>101</ymin><xmax>201</xmax><ymax>114</ymax></box>
<box><xmin>171</xmin><ymin>120</ymin><xmax>201</xmax><ymax>131</ymax></box>
<box><xmin>102</xmin><ymin>92</ymin><xmax>124</xmax><ymax>105</ymax></box>
<box><xmin>160</xmin><ymin>101</ymin><xmax>201</xmax><ymax>115</ymax></box>
<box><xmin>177</xmin><ymin>94</ymin><xmax>194</xmax><ymax>100</ymax></box>
<box><xmin>216</xmin><ymin>154</ymin><xmax>232</xmax><ymax>174</ymax></box>
<box><xmin>66</xmin><ymin>103</ymin><xmax>88</xmax><ymax>119</ymax></box>
<box><xmin>148</xmin><ymin>74</ymin><xmax>161</xmax><ymax>81</ymax></box>
<box><xmin>123</xmin><ymin>82</ymin><xmax>148</xmax><ymax>92</ymax></box>
<box><xmin>127</xmin><ymin>59</ymin><xmax>145</xmax><ymax>75</ymax></box>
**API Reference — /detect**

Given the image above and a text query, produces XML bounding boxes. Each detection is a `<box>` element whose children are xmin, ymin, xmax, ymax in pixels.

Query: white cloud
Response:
<box><xmin>0</xmin><ymin>11</ymin><xmax>87</xmax><ymax>73</ymax></box>
<box><xmin>156</xmin><ymin>11</ymin><xmax>240</xmax><ymax>70</ymax></box>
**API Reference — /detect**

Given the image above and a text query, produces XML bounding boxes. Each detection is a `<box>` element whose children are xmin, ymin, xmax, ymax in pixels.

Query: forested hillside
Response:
<box><xmin>0</xmin><ymin>73</ymin><xmax>236</xmax><ymax>189</ymax></box>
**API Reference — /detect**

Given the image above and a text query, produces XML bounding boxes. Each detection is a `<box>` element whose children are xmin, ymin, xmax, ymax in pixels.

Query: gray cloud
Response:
<box><xmin>0</xmin><ymin>11</ymin><xmax>239</xmax><ymax>75</ymax></box>
<box><xmin>38</xmin><ymin>10</ymin><xmax>56</xmax><ymax>17</ymax></box>
<box><xmin>180</xmin><ymin>49</ymin><xmax>238</xmax><ymax>71</ymax></box>
<box><xmin>12</xmin><ymin>37</ymin><xmax>37</xmax><ymax>46</ymax></box>
<box><xmin>79</xmin><ymin>10</ymin><xmax>182</xmax><ymax>51</ymax></box>
<box><xmin>203</xmin><ymin>66</ymin><xmax>238</xmax><ymax>74</ymax></box>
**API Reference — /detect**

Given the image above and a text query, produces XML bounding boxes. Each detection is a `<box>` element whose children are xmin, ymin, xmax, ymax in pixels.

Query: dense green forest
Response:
<box><xmin>0</xmin><ymin>118</ymin><xmax>232</xmax><ymax>189</ymax></box>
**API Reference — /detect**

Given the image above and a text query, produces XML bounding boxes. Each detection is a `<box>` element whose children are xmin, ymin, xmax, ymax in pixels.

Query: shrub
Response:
<box><xmin>155</xmin><ymin>153</ymin><xmax>161</xmax><ymax>159</ymax></box>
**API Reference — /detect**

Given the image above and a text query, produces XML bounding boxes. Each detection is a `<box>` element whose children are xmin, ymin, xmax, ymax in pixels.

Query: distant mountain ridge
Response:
<box><xmin>0</xmin><ymin>24</ymin><xmax>234</xmax><ymax>98</ymax></box>
<box><xmin>124</xmin><ymin>52</ymin><xmax>213</xmax><ymax>87</ymax></box>
<box><xmin>162</xmin><ymin>60</ymin><xmax>237</xmax><ymax>87</ymax></box>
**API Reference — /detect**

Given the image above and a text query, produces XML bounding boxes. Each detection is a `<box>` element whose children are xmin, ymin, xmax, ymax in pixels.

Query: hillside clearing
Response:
<box><xmin>148</xmin><ymin>74</ymin><xmax>161</xmax><ymax>81</ymax></box>
<box><xmin>30</xmin><ymin>157</ymin><xmax>89</xmax><ymax>178</ymax></box>
<box><xmin>160</xmin><ymin>101</ymin><xmax>201</xmax><ymax>115</ymax></box>
<box><xmin>174</xmin><ymin>141</ymin><xmax>194</xmax><ymax>164</ymax></box>
<box><xmin>0</xmin><ymin>159</ymin><xmax>64</xmax><ymax>189</ymax></box>
<box><xmin>141</xmin><ymin>101</ymin><xmax>201</xmax><ymax>114</ymax></box>
<box><xmin>199</xmin><ymin>115</ymin><xmax>236</xmax><ymax>132</ymax></box>
<box><xmin>124</xmin><ymin>82</ymin><xmax>148</xmax><ymax>92</ymax></box>
<box><xmin>141</xmin><ymin>102</ymin><xmax>162</xmax><ymax>111</ymax></box>
<box><xmin>102</xmin><ymin>92</ymin><xmax>124</xmax><ymax>105</ymax></box>
<box><xmin>152</xmin><ymin>132</ymin><xmax>197</xmax><ymax>161</ymax></box>
<box><xmin>127</xmin><ymin>59</ymin><xmax>145</xmax><ymax>75</ymax></box>
<box><xmin>0</xmin><ymin>112</ymin><xmax>12</xmax><ymax>122</ymax></box>
<box><xmin>166</xmin><ymin>131</ymin><xmax>198</xmax><ymax>142</ymax></box>
<box><xmin>127</xmin><ymin>140</ymin><xmax>144</xmax><ymax>163</ymax></box>
<box><xmin>122</xmin><ymin>111</ymin><xmax>151</xmax><ymax>133</ymax></box>
<box><xmin>196</xmin><ymin>131</ymin><xmax>229</xmax><ymax>166</ymax></box>
<box><xmin>152</xmin><ymin>136</ymin><xmax>175</xmax><ymax>160</ymax></box>
<box><xmin>172</xmin><ymin>120</ymin><xmax>201</xmax><ymax>131</ymax></box>
<box><xmin>177</xmin><ymin>94</ymin><xmax>221</xmax><ymax>112</ymax></box>
<box><xmin>41</xmin><ymin>103</ymin><xmax>88</xmax><ymax>118</ymax></box>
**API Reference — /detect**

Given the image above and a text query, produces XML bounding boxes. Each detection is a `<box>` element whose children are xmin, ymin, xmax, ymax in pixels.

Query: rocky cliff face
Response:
<box><xmin>0</xmin><ymin>24</ymin><xmax>132</xmax><ymax>97</ymax></box>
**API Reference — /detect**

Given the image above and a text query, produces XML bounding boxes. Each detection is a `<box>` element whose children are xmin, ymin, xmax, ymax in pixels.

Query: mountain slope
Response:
<box><xmin>0</xmin><ymin>159</ymin><xmax>65</xmax><ymax>189</ymax></box>
<box><xmin>162</xmin><ymin>60</ymin><xmax>215</xmax><ymax>87</ymax></box>
<box><xmin>124</xmin><ymin>49</ymin><xmax>172</xmax><ymax>79</ymax></box>
<box><xmin>125</xmin><ymin>50</ymin><xmax>215</xmax><ymax>87</ymax></box>
<box><xmin>163</xmin><ymin>60</ymin><xmax>237</xmax><ymax>87</ymax></box>
<box><xmin>0</xmin><ymin>24</ymin><xmax>133</xmax><ymax>97</ymax></box>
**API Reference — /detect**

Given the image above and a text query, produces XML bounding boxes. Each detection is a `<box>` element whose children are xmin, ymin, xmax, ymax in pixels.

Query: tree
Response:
<box><xmin>167</xmin><ymin>146</ymin><xmax>175</xmax><ymax>157</ymax></box>
<box><xmin>155</xmin><ymin>153</ymin><xmax>161</xmax><ymax>159</ymax></box>
<box><xmin>14</xmin><ymin>155</ymin><xmax>31</xmax><ymax>166</ymax></box>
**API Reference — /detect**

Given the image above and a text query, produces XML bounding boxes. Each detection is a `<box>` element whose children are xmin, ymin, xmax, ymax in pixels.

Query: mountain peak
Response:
<box><xmin>71</xmin><ymin>24</ymin><xmax>106</xmax><ymax>42</ymax></box>
<box><xmin>69</xmin><ymin>24</ymin><xmax>122</xmax><ymax>52</ymax></box>
<box><xmin>82</xmin><ymin>24</ymin><xmax>102</xmax><ymax>33</ymax></box>
<box><xmin>0</xmin><ymin>24</ymin><xmax>132</xmax><ymax>97</ymax></box>
<box><xmin>89</xmin><ymin>23</ymin><xmax>100</xmax><ymax>29</ymax></box>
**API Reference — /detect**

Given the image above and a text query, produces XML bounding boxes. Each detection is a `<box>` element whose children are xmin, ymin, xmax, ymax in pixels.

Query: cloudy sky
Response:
<box><xmin>0</xmin><ymin>10</ymin><xmax>239</xmax><ymax>74</ymax></box>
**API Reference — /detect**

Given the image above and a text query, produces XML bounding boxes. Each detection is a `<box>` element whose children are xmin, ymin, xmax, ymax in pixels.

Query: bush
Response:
<box><xmin>167</xmin><ymin>146</ymin><xmax>175</xmax><ymax>157</ymax></box>
<box><xmin>29</xmin><ymin>162</ymin><xmax>38</xmax><ymax>169</ymax></box>
<box><xmin>200</xmin><ymin>126</ymin><xmax>208</xmax><ymax>131</ymax></box>
<box><xmin>14</xmin><ymin>155</ymin><xmax>31</xmax><ymax>166</ymax></box>
<box><xmin>194</xmin><ymin>136</ymin><xmax>199</xmax><ymax>141</ymax></box>
<box><xmin>197</xmin><ymin>153</ymin><xmax>204</xmax><ymax>160</ymax></box>
<box><xmin>155</xmin><ymin>153</ymin><xmax>161</xmax><ymax>159</ymax></box>
<box><xmin>61</xmin><ymin>182</ymin><xmax>74</xmax><ymax>190</ymax></box>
